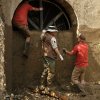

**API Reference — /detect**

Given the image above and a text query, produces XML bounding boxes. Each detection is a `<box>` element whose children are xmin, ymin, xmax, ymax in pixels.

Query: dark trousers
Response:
<box><xmin>12</xmin><ymin>22</ymin><xmax>31</xmax><ymax>56</ymax></box>
<box><xmin>12</xmin><ymin>22</ymin><xmax>31</xmax><ymax>38</ymax></box>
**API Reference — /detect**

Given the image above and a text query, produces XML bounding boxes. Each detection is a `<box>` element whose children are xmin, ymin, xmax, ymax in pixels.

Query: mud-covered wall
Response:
<box><xmin>0</xmin><ymin>0</ymin><xmax>100</xmax><ymax>92</ymax></box>
<box><xmin>12</xmin><ymin>30</ymin><xmax>74</xmax><ymax>89</ymax></box>
<box><xmin>0</xmin><ymin>0</ymin><xmax>19</xmax><ymax>92</ymax></box>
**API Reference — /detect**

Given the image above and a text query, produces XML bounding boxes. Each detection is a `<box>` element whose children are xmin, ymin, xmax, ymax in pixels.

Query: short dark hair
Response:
<box><xmin>22</xmin><ymin>0</ymin><xmax>28</xmax><ymax>1</ymax></box>
<box><xmin>79</xmin><ymin>34</ymin><xmax>86</xmax><ymax>41</ymax></box>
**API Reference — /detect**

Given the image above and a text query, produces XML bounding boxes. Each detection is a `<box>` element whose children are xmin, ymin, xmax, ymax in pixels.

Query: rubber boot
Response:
<box><xmin>23</xmin><ymin>42</ymin><xmax>30</xmax><ymax>58</ymax></box>
<box><xmin>77</xmin><ymin>83</ymin><xmax>88</xmax><ymax>96</ymax></box>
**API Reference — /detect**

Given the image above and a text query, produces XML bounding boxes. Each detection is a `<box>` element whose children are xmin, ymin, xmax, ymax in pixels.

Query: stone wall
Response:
<box><xmin>0</xmin><ymin>0</ymin><xmax>21</xmax><ymax>25</ymax></box>
<box><xmin>0</xmin><ymin>16</ymin><xmax>6</xmax><ymax>99</ymax></box>
<box><xmin>65</xmin><ymin>0</ymin><xmax>100</xmax><ymax>28</ymax></box>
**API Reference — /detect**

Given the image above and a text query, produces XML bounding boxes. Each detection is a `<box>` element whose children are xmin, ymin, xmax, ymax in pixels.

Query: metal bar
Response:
<box><xmin>45</xmin><ymin>1</ymin><xmax>71</xmax><ymax>29</ymax></box>
<box><xmin>28</xmin><ymin>18</ymin><xmax>39</xmax><ymax>30</ymax></box>
<box><xmin>43</xmin><ymin>7</ymin><xmax>52</xmax><ymax>26</ymax></box>
<box><xmin>40</xmin><ymin>0</ymin><xmax>43</xmax><ymax>30</ymax></box>
<box><xmin>45</xmin><ymin>12</ymin><xmax>63</xmax><ymax>29</ymax></box>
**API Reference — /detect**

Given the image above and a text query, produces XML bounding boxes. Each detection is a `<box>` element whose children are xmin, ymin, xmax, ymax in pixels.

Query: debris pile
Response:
<box><xmin>3</xmin><ymin>82</ymin><xmax>100</xmax><ymax>100</ymax></box>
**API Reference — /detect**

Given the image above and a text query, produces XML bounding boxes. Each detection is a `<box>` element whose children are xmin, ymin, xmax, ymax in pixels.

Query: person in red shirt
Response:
<box><xmin>12</xmin><ymin>0</ymin><xmax>43</xmax><ymax>57</ymax></box>
<box><xmin>63</xmin><ymin>34</ymin><xmax>88</xmax><ymax>85</ymax></box>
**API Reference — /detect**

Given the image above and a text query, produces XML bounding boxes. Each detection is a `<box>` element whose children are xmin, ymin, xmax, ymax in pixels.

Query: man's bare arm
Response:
<box><xmin>54</xmin><ymin>48</ymin><xmax>64</xmax><ymax>61</ymax></box>
<box><xmin>32</xmin><ymin>7</ymin><xmax>43</xmax><ymax>11</ymax></box>
<box><xmin>63</xmin><ymin>48</ymin><xmax>73</xmax><ymax>55</ymax></box>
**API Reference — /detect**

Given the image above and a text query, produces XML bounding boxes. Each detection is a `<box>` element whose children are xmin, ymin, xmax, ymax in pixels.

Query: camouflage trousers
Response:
<box><xmin>41</xmin><ymin>57</ymin><xmax>56</xmax><ymax>86</ymax></box>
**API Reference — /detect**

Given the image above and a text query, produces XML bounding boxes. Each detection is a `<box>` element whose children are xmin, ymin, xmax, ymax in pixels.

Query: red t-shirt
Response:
<box><xmin>68</xmin><ymin>42</ymin><xmax>88</xmax><ymax>67</ymax></box>
<box><xmin>12</xmin><ymin>2</ymin><xmax>33</xmax><ymax>25</ymax></box>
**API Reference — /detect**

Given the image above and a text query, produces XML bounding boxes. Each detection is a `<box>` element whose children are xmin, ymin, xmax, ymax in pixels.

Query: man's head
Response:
<box><xmin>77</xmin><ymin>34</ymin><xmax>86</xmax><ymax>42</ymax></box>
<box><xmin>22</xmin><ymin>0</ymin><xmax>29</xmax><ymax>3</ymax></box>
<box><xmin>46</xmin><ymin>26</ymin><xmax>58</xmax><ymax>36</ymax></box>
<box><xmin>29</xmin><ymin>0</ymin><xmax>41</xmax><ymax>7</ymax></box>
<box><xmin>22</xmin><ymin>0</ymin><xmax>28</xmax><ymax>1</ymax></box>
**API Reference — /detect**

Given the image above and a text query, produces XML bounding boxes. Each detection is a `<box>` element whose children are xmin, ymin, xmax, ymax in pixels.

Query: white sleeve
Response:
<box><xmin>40</xmin><ymin>29</ymin><xmax>46</xmax><ymax>40</ymax></box>
<box><xmin>51</xmin><ymin>37</ymin><xmax>57</xmax><ymax>49</ymax></box>
<box><xmin>40</xmin><ymin>33</ymin><xmax>45</xmax><ymax>40</ymax></box>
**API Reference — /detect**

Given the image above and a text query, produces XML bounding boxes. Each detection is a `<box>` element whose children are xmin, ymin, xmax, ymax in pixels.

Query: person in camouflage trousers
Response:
<box><xmin>41</xmin><ymin>57</ymin><xmax>56</xmax><ymax>86</ymax></box>
<box><xmin>40</xmin><ymin>26</ymin><xmax>64</xmax><ymax>88</ymax></box>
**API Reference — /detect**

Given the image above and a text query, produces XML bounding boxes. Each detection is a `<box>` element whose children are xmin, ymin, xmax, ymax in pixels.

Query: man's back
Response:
<box><xmin>74</xmin><ymin>42</ymin><xmax>88</xmax><ymax>67</ymax></box>
<box><xmin>42</xmin><ymin>33</ymin><xmax>57</xmax><ymax>59</ymax></box>
<box><xmin>12</xmin><ymin>1</ymin><xmax>33</xmax><ymax>25</ymax></box>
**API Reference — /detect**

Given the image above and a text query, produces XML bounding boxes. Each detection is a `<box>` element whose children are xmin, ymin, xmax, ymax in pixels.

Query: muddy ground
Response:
<box><xmin>4</xmin><ymin>83</ymin><xmax>100</xmax><ymax>100</ymax></box>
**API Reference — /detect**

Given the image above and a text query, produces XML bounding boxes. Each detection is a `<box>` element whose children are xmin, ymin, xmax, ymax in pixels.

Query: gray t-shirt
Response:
<box><xmin>50</xmin><ymin>37</ymin><xmax>57</xmax><ymax>49</ymax></box>
<box><xmin>40</xmin><ymin>33</ymin><xmax>57</xmax><ymax>49</ymax></box>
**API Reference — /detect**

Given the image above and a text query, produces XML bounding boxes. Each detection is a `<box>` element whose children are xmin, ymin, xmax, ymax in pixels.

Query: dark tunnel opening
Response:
<box><xmin>28</xmin><ymin>0</ymin><xmax>71</xmax><ymax>31</ymax></box>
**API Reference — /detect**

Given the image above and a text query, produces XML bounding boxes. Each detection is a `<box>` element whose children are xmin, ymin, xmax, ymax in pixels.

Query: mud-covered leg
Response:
<box><xmin>47</xmin><ymin>67</ymin><xmax>55</xmax><ymax>86</ymax></box>
<box><xmin>23</xmin><ymin>37</ymin><xmax>30</xmax><ymax>57</ymax></box>
<box><xmin>40</xmin><ymin>64</ymin><xmax>48</xmax><ymax>86</ymax></box>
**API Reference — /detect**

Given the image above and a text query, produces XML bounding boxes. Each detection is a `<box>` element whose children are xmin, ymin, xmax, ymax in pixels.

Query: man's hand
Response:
<box><xmin>33</xmin><ymin>7</ymin><xmax>43</xmax><ymax>11</ymax></box>
<box><xmin>42</xmin><ymin>29</ymin><xmax>46</xmax><ymax>33</ymax></box>
<box><xmin>39</xmin><ymin>7</ymin><xmax>43</xmax><ymax>11</ymax></box>
<box><xmin>62</xmin><ymin>48</ymin><xmax>66</xmax><ymax>54</ymax></box>
<box><xmin>42</xmin><ymin>0</ymin><xmax>48</xmax><ymax>1</ymax></box>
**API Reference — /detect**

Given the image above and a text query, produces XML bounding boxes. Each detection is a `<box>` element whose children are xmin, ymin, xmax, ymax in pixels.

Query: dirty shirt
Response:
<box><xmin>41</xmin><ymin>33</ymin><xmax>58</xmax><ymax>59</ymax></box>
<box><xmin>68</xmin><ymin>42</ymin><xmax>88</xmax><ymax>67</ymax></box>
<box><xmin>41</xmin><ymin>33</ymin><xmax>57</xmax><ymax>49</ymax></box>
<box><xmin>12</xmin><ymin>2</ymin><xmax>33</xmax><ymax>25</ymax></box>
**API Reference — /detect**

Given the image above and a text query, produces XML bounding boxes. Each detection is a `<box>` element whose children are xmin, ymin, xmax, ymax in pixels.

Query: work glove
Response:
<box><xmin>59</xmin><ymin>55</ymin><xmax>64</xmax><ymax>61</ymax></box>
<box><xmin>62</xmin><ymin>48</ymin><xmax>66</xmax><ymax>54</ymax></box>
<box><xmin>42</xmin><ymin>29</ymin><xmax>46</xmax><ymax>33</ymax></box>
<box><xmin>39</xmin><ymin>7</ymin><xmax>43</xmax><ymax>11</ymax></box>
<box><xmin>40</xmin><ymin>29</ymin><xmax>46</xmax><ymax>40</ymax></box>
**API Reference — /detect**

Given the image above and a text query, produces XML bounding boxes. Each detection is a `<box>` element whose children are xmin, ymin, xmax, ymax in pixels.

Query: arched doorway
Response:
<box><xmin>12</xmin><ymin>0</ymin><xmax>77</xmax><ymax>90</ymax></box>
<box><xmin>28</xmin><ymin>0</ymin><xmax>71</xmax><ymax>30</ymax></box>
